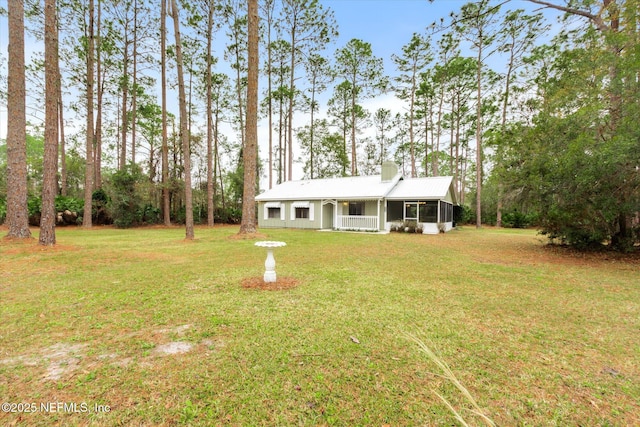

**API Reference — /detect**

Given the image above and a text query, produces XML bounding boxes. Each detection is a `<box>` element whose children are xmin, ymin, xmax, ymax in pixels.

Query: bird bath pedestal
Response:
<box><xmin>254</xmin><ymin>241</ymin><xmax>286</xmax><ymax>283</ymax></box>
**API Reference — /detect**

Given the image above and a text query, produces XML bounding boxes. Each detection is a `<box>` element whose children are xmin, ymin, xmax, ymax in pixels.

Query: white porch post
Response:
<box><xmin>377</xmin><ymin>199</ymin><xmax>381</xmax><ymax>231</ymax></box>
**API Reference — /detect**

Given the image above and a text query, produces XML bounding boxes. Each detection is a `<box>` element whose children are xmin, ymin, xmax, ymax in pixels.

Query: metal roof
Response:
<box><xmin>255</xmin><ymin>174</ymin><xmax>456</xmax><ymax>204</ymax></box>
<box><xmin>255</xmin><ymin>174</ymin><xmax>402</xmax><ymax>201</ymax></box>
<box><xmin>386</xmin><ymin>176</ymin><xmax>456</xmax><ymax>204</ymax></box>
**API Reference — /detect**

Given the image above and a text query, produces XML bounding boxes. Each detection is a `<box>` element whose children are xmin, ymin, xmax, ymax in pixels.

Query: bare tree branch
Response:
<box><xmin>526</xmin><ymin>0</ymin><xmax>608</xmax><ymax>31</ymax></box>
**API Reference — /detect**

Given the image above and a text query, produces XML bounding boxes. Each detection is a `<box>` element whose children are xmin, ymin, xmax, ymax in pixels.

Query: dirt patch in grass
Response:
<box><xmin>241</xmin><ymin>276</ymin><xmax>299</xmax><ymax>290</ymax></box>
<box><xmin>0</xmin><ymin>236</ymin><xmax>80</xmax><ymax>254</ymax></box>
<box><xmin>2</xmin><ymin>243</ymin><xmax>80</xmax><ymax>254</ymax></box>
<box><xmin>0</xmin><ymin>343</ymin><xmax>89</xmax><ymax>382</ymax></box>
<box><xmin>228</xmin><ymin>232</ymin><xmax>269</xmax><ymax>241</ymax></box>
<box><xmin>0</xmin><ymin>241</ymin><xmax>75</xmax><ymax>281</ymax></box>
<box><xmin>153</xmin><ymin>342</ymin><xmax>194</xmax><ymax>356</ymax></box>
<box><xmin>42</xmin><ymin>343</ymin><xmax>87</xmax><ymax>381</ymax></box>
<box><xmin>541</xmin><ymin>243</ymin><xmax>640</xmax><ymax>265</ymax></box>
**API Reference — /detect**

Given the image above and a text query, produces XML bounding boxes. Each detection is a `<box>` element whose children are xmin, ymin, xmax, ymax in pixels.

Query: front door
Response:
<box><xmin>322</xmin><ymin>201</ymin><xmax>335</xmax><ymax>229</ymax></box>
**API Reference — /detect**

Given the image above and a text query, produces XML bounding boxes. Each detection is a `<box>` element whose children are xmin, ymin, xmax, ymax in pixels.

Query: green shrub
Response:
<box><xmin>390</xmin><ymin>220</ymin><xmax>423</xmax><ymax>234</ymax></box>
<box><xmin>27</xmin><ymin>196</ymin><xmax>41</xmax><ymax>217</ymax></box>
<box><xmin>55</xmin><ymin>195</ymin><xmax>84</xmax><ymax>213</ymax></box>
<box><xmin>404</xmin><ymin>220</ymin><xmax>417</xmax><ymax>233</ymax></box>
<box><xmin>92</xmin><ymin>188</ymin><xmax>111</xmax><ymax>225</ymax></box>
<box><xmin>27</xmin><ymin>196</ymin><xmax>41</xmax><ymax>225</ymax></box>
<box><xmin>541</xmin><ymin>223</ymin><xmax>609</xmax><ymax>250</ymax></box>
<box><xmin>107</xmin><ymin>165</ymin><xmax>146</xmax><ymax>228</ymax></box>
<box><xmin>455</xmin><ymin>205</ymin><xmax>472</xmax><ymax>225</ymax></box>
<box><xmin>0</xmin><ymin>197</ymin><xmax>6</xmax><ymax>224</ymax></box>
<box><xmin>502</xmin><ymin>210</ymin><xmax>534</xmax><ymax>229</ymax></box>
<box><xmin>113</xmin><ymin>212</ymin><xmax>134</xmax><ymax>228</ymax></box>
<box><xmin>137</xmin><ymin>204</ymin><xmax>161</xmax><ymax>224</ymax></box>
<box><xmin>215</xmin><ymin>207</ymin><xmax>242</xmax><ymax>224</ymax></box>
<box><xmin>173</xmin><ymin>205</ymin><xmax>186</xmax><ymax>225</ymax></box>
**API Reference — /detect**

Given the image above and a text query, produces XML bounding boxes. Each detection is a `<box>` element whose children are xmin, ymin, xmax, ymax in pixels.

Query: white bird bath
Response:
<box><xmin>254</xmin><ymin>241</ymin><xmax>286</xmax><ymax>283</ymax></box>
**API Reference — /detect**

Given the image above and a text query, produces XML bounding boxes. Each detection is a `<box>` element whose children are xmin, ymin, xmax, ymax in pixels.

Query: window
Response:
<box><xmin>387</xmin><ymin>201</ymin><xmax>403</xmax><ymax>222</ymax></box>
<box><xmin>419</xmin><ymin>201</ymin><xmax>438</xmax><ymax>223</ymax></box>
<box><xmin>405</xmin><ymin>202</ymin><xmax>418</xmax><ymax>221</ymax></box>
<box><xmin>264</xmin><ymin>202</ymin><xmax>283</xmax><ymax>220</ymax></box>
<box><xmin>295</xmin><ymin>207</ymin><xmax>309</xmax><ymax>219</ymax></box>
<box><xmin>267</xmin><ymin>207</ymin><xmax>281</xmax><ymax>219</ymax></box>
<box><xmin>349</xmin><ymin>202</ymin><xmax>364</xmax><ymax>216</ymax></box>
<box><xmin>291</xmin><ymin>201</ymin><xmax>314</xmax><ymax>221</ymax></box>
<box><xmin>439</xmin><ymin>202</ymin><xmax>453</xmax><ymax>223</ymax></box>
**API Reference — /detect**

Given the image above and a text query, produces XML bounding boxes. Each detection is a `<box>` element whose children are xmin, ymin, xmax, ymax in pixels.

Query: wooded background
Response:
<box><xmin>1</xmin><ymin>0</ymin><xmax>638</xmax><ymax>250</ymax></box>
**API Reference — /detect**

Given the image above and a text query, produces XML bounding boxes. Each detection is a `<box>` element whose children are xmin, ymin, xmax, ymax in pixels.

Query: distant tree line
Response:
<box><xmin>1</xmin><ymin>0</ymin><xmax>638</xmax><ymax>250</ymax></box>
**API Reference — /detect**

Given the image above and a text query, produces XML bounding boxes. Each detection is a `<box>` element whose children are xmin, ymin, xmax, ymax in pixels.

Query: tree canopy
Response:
<box><xmin>0</xmin><ymin>0</ymin><xmax>638</xmax><ymax>250</ymax></box>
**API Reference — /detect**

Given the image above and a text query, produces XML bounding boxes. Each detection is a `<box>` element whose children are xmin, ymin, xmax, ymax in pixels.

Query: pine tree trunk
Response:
<box><xmin>131</xmin><ymin>0</ymin><xmax>138</xmax><ymax>166</ymax></box>
<box><xmin>475</xmin><ymin>33</ymin><xmax>483</xmax><ymax>229</ymax></box>
<box><xmin>267</xmin><ymin>14</ymin><xmax>273</xmax><ymax>189</ymax></box>
<box><xmin>434</xmin><ymin>85</ymin><xmax>445</xmax><ymax>177</ymax></box>
<box><xmin>94</xmin><ymin>0</ymin><xmax>103</xmax><ymax>188</ymax></box>
<box><xmin>40</xmin><ymin>0</ymin><xmax>58</xmax><ymax>246</ymax></box>
<box><xmin>239</xmin><ymin>0</ymin><xmax>259</xmax><ymax>234</ymax></box>
<box><xmin>58</xmin><ymin>42</ymin><xmax>67</xmax><ymax>196</ymax></box>
<box><xmin>409</xmin><ymin>65</ymin><xmax>416</xmax><ymax>178</ymax></box>
<box><xmin>350</xmin><ymin>83</ymin><xmax>357</xmax><ymax>176</ymax></box>
<box><xmin>161</xmin><ymin>0</ymin><xmax>170</xmax><ymax>226</ymax></box>
<box><xmin>206</xmin><ymin>3</ymin><xmax>214</xmax><ymax>227</ymax></box>
<box><xmin>170</xmin><ymin>0</ymin><xmax>194</xmax><ymax>239</ymax></box>
<box><xmin>310</xmin><ymin>86</ymin><xmax>315</xmax><ymax>179</ymax></box>
<box><xmin>214</xmin><ymin>105</ymin><xmax>221</xmax><ymax>213</ymax></box>
<box><xmin>83</xmin><ymin>0</ymin><xmax>95</xmax><ymax>228</ymax></box>
<box><xmin>120</xmin><ymin>35</ymin><xmax>129</xmax><ymax>170</ymax></box>
<box><xmin>455</xmin><ymin>93</ymin><xmax>462</xmax><ymax>202</ymax></box>
<box><xmin>287</xmin><ymin>30</ymin><xmax>296</xmax><ymax>182</ymax></box>
<box><xmin>6</xmin><ymin>0</ymin><xmax>31</xmax><ymax>239</ymax></box>
<box><xmin>278</xmin><ymin>96</ymin><xmax>284</xmax><ymax>183</ymax></box>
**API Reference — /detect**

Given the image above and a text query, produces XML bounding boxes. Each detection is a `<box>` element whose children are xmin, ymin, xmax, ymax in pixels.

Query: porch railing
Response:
<box><xmin>337</xmin><ymin>215</ymin><xmax>378</xmax><ymax>231</ymax></box>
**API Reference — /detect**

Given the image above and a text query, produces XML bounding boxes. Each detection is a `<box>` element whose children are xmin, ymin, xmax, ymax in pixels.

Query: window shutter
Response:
<box><xmin>280</xmin><ymin>204</ymin><xmax>285</xmax><ymax>220</ymax></box>
<box><xmin>291</xmin><ymin>204</ymin><xmax>295</xmax><ymax>221</ymax></box>
<box><xmin>309</xmin><ymin>203</ymin><xmax>314</xmax><ymax>221</ymax></box>
<box><xmin>263</xmin><ymin>204</ymin><xmax>268</xmax><ymax>220</ymax></box>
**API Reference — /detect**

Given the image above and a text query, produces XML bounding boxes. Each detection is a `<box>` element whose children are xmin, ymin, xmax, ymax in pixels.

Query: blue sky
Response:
<box><xmin>324</xmin><ymin>0</ymin><xmax>563</xmax><ymax>75</ymax></box>
<box><xmin>326</xmin><ymin>0</ymin><xmax>440</xmax><ymax>72</ymax></box>
<box><xmin>322</xmin><ymin>0</ymin><xmax>447</xmax><ymax>81</ymax></box>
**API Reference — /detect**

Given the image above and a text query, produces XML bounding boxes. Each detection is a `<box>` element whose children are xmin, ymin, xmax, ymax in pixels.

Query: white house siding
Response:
<box><xmin>258</xmin><ymin>201</ymin><xmax>321</xmax><ymax>229</ymax></box>
<box><xmin>422</xmin><ymin>222</ymin><xmax>454</xmax><ymax>234</ymax></box>
<box><xmin>443</xmin><ymin>192</ymin><xmax>455</xmax><ymax>204</ymax></box>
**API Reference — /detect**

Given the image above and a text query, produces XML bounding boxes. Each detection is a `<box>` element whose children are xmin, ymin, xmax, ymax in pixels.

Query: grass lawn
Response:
<box><xmin>1</xmin><ymin>225</ymin><xmax>639</xmax><ymax>426</ymax></box>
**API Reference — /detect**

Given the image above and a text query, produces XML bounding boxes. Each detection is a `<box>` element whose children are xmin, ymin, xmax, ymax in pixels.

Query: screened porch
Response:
<box><xmin>386</xmin><ymin>200</ymin><xmax>454</xmax><ymax>233</ymax></box>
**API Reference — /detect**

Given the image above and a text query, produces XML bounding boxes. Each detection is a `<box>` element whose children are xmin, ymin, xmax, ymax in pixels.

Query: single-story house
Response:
<box><xmin>255</xmin><ymin>162</ymin><xmax>458</xmax><ymax>234</ymax></box>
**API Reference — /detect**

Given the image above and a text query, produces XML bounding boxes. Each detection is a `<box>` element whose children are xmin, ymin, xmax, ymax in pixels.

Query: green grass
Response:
<box><xmin>1</xmin><ymin>225</ymin><xmax>639</xmax><ymax>426</ymax></box>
